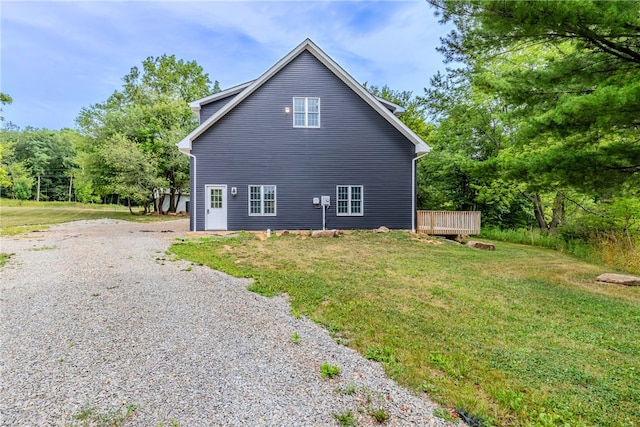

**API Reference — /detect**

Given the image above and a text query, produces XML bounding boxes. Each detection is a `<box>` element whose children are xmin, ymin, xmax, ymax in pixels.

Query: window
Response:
<box><xmin>210</xmin><ymin>188</ymin><xmax>223</xmax><ymax>209</ymax></box>
<box><xmin>249</xmin><ymin>185</ymin><xmax>276</xmax><ymax>216</ymax></box>
<box><xmin>337</xmin><ymin>185</ymin><xmax>363</xmax><ymax>216</ymax></box>
<box><xmin>293</xmin><ymin>97</ymin><xmax>320</xmax><ymax>128</ymax></box>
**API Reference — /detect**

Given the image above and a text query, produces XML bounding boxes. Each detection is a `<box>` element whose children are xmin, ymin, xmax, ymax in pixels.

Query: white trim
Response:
<box><xmin>177</xmin><ymin>39</ymin><xmax>431</xmax><ymax>155</ymax></box>
<box><xmin>248</xmin><ymin>185</ymin><xmax>277</xmax><ymax>216</ymax></box>
<box><xmin>293</xmin><ymin>97</ymin><xmax>320</xmax><ymax>128</ymax></box>
<box><xmin>189</xmin><ymin>81</ymin><xmax>255</xmax><ymax>110</ymax></box>
<box><xmin>336</xmin><ymin>185</ymin><xmax>364</xmax><ymax>216</ymax></box>
<box><xmin>411</xmin><ymin>153</ymin><xmax>428</xmax><ymax>233</ymax></box>
<box><xmin>182</xmin><ymin>152</ymin><xmax>197</xmax><ymax>231</ymax></box>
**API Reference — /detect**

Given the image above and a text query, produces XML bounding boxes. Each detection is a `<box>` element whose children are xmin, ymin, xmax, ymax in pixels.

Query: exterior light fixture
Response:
<box><xmin>284</xmin><ymin>107</ymin><xmax>291</xmax><ymax>114</ymax></box>
<box><xmin>231</xmin><ymin>187</ymin><xmax>237</xmax><ymax>196</ymax></box>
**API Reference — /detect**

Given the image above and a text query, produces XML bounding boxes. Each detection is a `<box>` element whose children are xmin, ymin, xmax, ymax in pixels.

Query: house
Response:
<box><xmin>177</xmin><ymin>39</ymin><xmax>430</xmax><ymax>232</ymax></box>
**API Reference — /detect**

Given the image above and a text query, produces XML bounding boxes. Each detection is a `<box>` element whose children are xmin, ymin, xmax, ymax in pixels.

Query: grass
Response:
<box><xmin>480</xmin><ymin>226</ymin><xmax>640</xmax><ymax>274</ymax></box>
<box><xmin>169</xmin><ymin>231</ymin><xmax>640</xmax><ymax>426</ymax></box>
<box><xmin>0</xmin><ymin>199</ymin><xmax>181</xmax><ymax>236</ymax></box>
<box><xmin>70</xmin><ymin>402</ymin><xmax>138</xmax><ymax>426</ymax></box>
<box><xmin>0</xmin><ymin>252</ymin><xmax>12</xmax><ymax>267</ymax></box>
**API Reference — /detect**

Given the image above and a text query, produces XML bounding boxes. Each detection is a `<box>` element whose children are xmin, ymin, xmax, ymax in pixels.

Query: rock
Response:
<box><xmin>276</xmin><ymin>230</ymin><xmax>290</xmax><ymax>237</ymax></box>
<box><xmin>311</xmin><ymin>229</ymin><xmax>339</xmax><ymax>238</ymax></box>
<box><xmin>466</xmin><ymin>241</ymin><xmax>495</xmax><ymax>251</ymax></box>
<box><xmin>596</xmin><ymin>273</ymin><xmax>640</xmax><ymax>286</ymax></box>
<box><xmin>375</xmin><ymin>226</ymin><xmax>390</xmax><ymax>233</ymax></box>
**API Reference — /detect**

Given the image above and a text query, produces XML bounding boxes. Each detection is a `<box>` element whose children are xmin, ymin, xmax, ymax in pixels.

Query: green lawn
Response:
<box><xmin>169</xmin><ymin>231</ymin><xmax>640</xmax><ymax>426</ymax></box>
<box><xmin>0</xmin><ymin>199</ymin><xmax>182</xmax><ymax>236</ymax></box>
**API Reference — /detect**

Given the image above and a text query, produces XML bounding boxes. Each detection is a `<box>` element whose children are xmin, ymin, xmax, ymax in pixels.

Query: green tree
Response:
<box><xmin>0</xmin><ymin>92</ymin><xmax>12</xmax><ymax>123</ymax></box>
<box><xmin>419</xmin><ymin>67</ymin><xmax>535</xmax><ymax>228</ymax></box>
<box><xmin>77</xmin><ymin>54</ymin><xmax>216</xmax><ymax>213</ymax></box>
<box><xmin>428</xmin><ymin>0</ymin><xmax>640</xmax><ymax>191</ymax></box>
<box><xmin>5</xmin><ymin>162</ymin><xmax>33</xmax><ymax>200</ymax></box>
<box><xmin>93</xmin><ymin>134</ymin><xmax>164</xmax><ymax>213</ymax></box>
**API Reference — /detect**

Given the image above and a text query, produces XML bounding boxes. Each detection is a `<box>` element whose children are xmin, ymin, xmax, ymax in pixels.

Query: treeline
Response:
<box><xmin>0</xmin><ymin>55</ymin><xmax>218</xmax><ymax>213</ymax></box>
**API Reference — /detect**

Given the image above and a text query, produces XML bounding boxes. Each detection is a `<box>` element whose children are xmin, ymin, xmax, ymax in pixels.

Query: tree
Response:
<box><xmin>428</xmin><ymin>0</ymin><xmax>640</xmax><ymax>191</ymax></box>
<box><xmin>93</xmin><ymin>134</ymin><xmax>164</xmax><ymax>213</ymax></box>
<box><xmin>0</xmin><ymin>92</ymin><xmax>12</xmax><ymax>123</ymax></box>
<box><xmin>77</xmin><ymin>55</ymin><xmax>216</xmax><ymax>213</ymax></box>
<box><xmin>418</xmin><ymin>67</ymin><xmax>536</xmax><ymax>228</ymax></box>
<box><xmin>0</xmin><ymin>127</ymin><xmax>82</xmax><ymax>201</ymax></box>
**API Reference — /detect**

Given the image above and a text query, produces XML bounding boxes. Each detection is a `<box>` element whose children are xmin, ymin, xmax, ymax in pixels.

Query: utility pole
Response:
<box><xmin>36</xmin><ymin>175</ymin><xmax>41</xmax><ymax>202</ymax></box>
<box><xmin>68</xmin><ymin>176</ymin><xmax>73</xmax><ymax>202</ymax></box>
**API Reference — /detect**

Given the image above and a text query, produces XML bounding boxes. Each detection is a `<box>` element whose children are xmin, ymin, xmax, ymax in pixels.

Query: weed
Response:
<box><xmin>321</xmin><ymin>362</ymin><xmax>341</xmax><ymax>378</ymax></box>
<box><xmin>182</xmin><ymin>265</ymin><xmax>193</xmax><ymax>271</ymax></box>
<box><xmin>291</xmin><ymin>332</ymin><xmax>300</xmax><ymax>344</ymax></box>
<box><xmin>31</xmin><ymin>245</ymin><xmax>56</xmax><ymax>251</ymax></box>
<box><xmin>369</xmin><ymin>407</ymin><xmax>390</xmax><ymax>423</ymax></box>
<box><xmin>365</xmin><ymin>345</ymin><xmax>397</xmax><ymax>364</ymax></box>
<box><xmin>70</xmin><ymin>401</ymin><xmax>138</xmax><ymax>426</ymax></box>
<box><xmin>333</xmin><ymin>409</ymin><xmax>357</xmax><ymax>426</ymax></box>
<box><xmin>342</xmin><ymin>382</ymin><xmax>357</xmax><ymax>395</ymax></box>
<box><xmin>0</xmin><ymin>253</ymin><xmax>13</xmax><ymax>267</ymax></box>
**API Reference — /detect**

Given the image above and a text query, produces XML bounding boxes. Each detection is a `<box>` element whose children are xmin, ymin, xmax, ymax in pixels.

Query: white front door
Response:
<box><xmin>205</xmin><ymin>185</ymin><xmax>227</xmax><ymax>230</ymax></box>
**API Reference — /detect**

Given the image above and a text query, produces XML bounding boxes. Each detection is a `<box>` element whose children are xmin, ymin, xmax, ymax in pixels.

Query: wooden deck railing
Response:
<box><xmin>417</xmin><ymin>210</ymin><xmax>481</xmax><ymax>235</ymax></box>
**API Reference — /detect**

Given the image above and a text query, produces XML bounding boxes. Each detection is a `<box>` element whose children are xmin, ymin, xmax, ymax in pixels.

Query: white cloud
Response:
<box><xmin>1</xmin><ymin>0</ymin><xmax>450</xmax><ymax>129</ymax></box>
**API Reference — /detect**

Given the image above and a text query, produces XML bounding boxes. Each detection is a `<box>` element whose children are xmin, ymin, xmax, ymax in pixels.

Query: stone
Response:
<box><xmin>466</xmin><ymin>241</ymin><xmax>495</xmax><ymax>251</ymax></box>
<box><xmin>596</xmin><ymin>273</ymin><xmax>640</xmax><ymax>286</ymax></box>
<box><xmin>375</xmin><ymin>226</ymin><xmax>390</xmax><ymax>233</ymax></box>
<box><xmin>311</xmin><ymin>229</ymin><xmax>339</xmax><ymax>238</ymax></box>
<box><xmin>276</xmin><ymin>230</ymin><xmax>290</xmax><ymax>237</ymax></box>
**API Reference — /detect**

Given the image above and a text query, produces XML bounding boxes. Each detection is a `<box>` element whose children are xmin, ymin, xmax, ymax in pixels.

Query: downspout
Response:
<box><xmin>183</xmin><ymin>152</ymin><xmax>197</xmax><ymax>232</ymax></box>
<box><xmin>411</xmin><ymin>153</ymin><xmax>428</xmax><ymax>233</ymax></box>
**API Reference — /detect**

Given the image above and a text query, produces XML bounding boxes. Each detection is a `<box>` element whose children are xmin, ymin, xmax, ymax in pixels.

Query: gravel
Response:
<box><xmin>0</xmin><ymin>219</ymin><xmax>455</xmax><ymax>426</ymax></box>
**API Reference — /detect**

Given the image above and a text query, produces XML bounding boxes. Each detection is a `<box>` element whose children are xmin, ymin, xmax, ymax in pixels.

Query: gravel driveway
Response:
<box><xmin>1</xmin><ymin>219</ymin><xmax>453</xmax><ymax>426</ymax></box>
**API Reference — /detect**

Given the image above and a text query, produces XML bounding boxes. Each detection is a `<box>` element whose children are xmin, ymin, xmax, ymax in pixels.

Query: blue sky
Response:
<box><xmin>1</xmin><ymin>0</ymin><xmax>450</xmax><ymax>130</ymax></box>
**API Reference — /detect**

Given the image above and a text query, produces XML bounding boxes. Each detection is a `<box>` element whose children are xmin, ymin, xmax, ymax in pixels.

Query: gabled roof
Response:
<box><xmin>178</xmin><ymin>38</ymin><xmax>430</xmax><ymax>155</ymax></box>
<box><xmin>189</xmin><ymin>79</ymin><xmax>405</xmax><ymax>117</ymax></box>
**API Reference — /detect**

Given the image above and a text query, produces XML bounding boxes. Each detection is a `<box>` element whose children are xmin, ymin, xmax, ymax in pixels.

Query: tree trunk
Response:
<box><xmin>127</xmin><ymin>197</ymin><xmax>133</xmax><ymax>215</ymax></box>
<box><xmin>175</xmin><ymin>191</ymin><xmax>182</xmax><ymax>212</ymax></box>
<box><xmin>548</xmin><ymin>191</ymin><xmax>565</xmax><ymax>234</ymax></box>
<box><xmin>525</xmin><ymin>192</ymin><xmax>549</xmax><ymax>231</ymax></box>
<box><xmin>168</xmin><ymin>188</ymin><xmax>177</xmax><ymax>213</ymax></box>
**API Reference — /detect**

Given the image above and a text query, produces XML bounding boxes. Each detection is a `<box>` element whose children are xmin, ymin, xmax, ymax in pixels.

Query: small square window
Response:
<box><xmin>293</xmin><ymin>97</ymin><xmax>320</xmax><ymax>128</ymax></box>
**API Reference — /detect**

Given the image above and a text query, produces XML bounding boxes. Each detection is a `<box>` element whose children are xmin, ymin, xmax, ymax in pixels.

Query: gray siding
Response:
<box><xmin>199</xmin><ymin>94</ymin><xmax>237</xmax><ymax>122</ymax></box>
<box><xmin>191</xmin><ymin>51</ymin><xmax>415</xmax><ymax>231</ymax></box>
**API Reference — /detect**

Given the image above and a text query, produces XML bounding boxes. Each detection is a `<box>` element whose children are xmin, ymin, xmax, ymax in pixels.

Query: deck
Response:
<box><xmin>417</xmin><ymin>210</ymin><xmax>481</xmax><ymax>235</ymax></box>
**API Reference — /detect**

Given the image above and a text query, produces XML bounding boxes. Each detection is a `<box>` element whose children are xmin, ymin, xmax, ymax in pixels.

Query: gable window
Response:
<box><xmin>337</xmin><ymin>185</ymin><xmax>363</xmax><ymax>216</ymax></box>
<box><xmin>249</xmin><ymin>185</ymin><xmax>276</xmax><ymax>216</ymax></box>
<box><xmin>293</xmin><ymin>97</ymin><xmax>320</xmax><ymax>128</ymax></box>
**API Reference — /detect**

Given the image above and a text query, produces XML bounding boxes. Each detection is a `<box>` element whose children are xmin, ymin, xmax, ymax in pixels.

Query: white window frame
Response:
<box><xmin>336</xmin><ymin>185</ymin><xmax>364</xmax><ymax>216</ymax></box>
<box><xmin>293</xmin><ymin>97</ymin><xmax>320</xmax><ymax>128</ymax></box>
<box><xmin>248</xmin><ymin>185</ymin><xmax>277</xmax><ymax>216</ymax></box>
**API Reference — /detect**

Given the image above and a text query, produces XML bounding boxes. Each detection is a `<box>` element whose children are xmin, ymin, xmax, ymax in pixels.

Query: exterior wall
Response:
<box><xmin>199</xmin><ymin>94</ymin><xmax>237</xmax><ymax>123</ymax></box>
<box><xmin>191</xmin><ymin>51</ymin><xmax>415</xmax><ymax>231</ymax></box>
